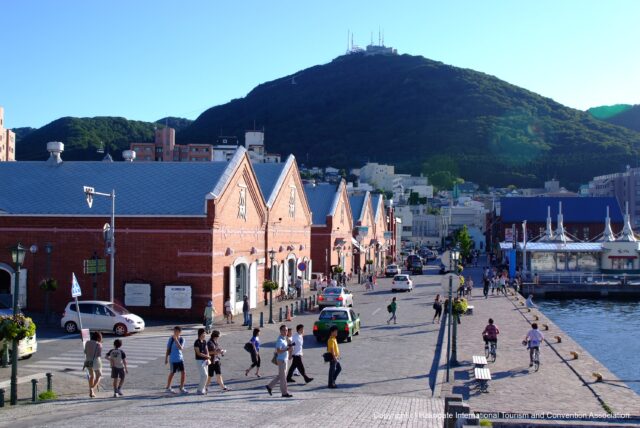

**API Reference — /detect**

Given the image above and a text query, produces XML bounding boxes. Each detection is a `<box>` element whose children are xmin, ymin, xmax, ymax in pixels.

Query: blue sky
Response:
<box><xmin>2</xmin><ymin>1</ymin><xmax>639</xmax><ymax>128</ymax></box>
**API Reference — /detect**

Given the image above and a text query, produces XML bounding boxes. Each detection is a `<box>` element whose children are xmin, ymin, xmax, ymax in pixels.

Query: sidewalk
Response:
<box><xmin>444</xmin><ymin>267</ymin><xmax>640</xmax><ymax>423</ymax></box>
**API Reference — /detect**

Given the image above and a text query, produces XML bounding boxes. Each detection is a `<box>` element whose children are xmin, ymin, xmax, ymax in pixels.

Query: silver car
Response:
<box><xmin>317</xmin><ymin>287</ymin><xmax>354</xmax><ymax>308</ymax></box>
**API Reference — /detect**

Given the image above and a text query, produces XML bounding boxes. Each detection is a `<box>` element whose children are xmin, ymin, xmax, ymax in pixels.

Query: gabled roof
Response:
<box><xmin>253</xmin><ymin>157</ymin><xmax>291</xmax><ymax>208</ymax></box>
<box><xmin>373</xmin><ymin>194</ymin><xmax>385</xmax><ymax>222</ymax></box>
<box><xmin>349</xmin><ymin>191</ymin><xmax>371</xmax><ymax>225</ymax></box>
<box><xmin>304</xmin><ymin>182</ymin><xmax>338</xmax><ymax>225</ymax></box>
<box><xmin>0</xmin><ymin>148</ymin><xmax>247</xmax><ymax>216</ymax></box>
<box><xmin>500</xmin><ymin>197</ymin><xmax>623</xmax><ymax>223</ymax></box>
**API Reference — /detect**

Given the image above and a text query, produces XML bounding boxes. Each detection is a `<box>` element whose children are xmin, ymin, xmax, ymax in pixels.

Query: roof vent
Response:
<box><xmin>46</xmin><ymin>141</ymin><xmax>64</xmax><ymax>165</ymax></box>
<box><xmin>122</xmin><ymin>150</ymin><xmax>136</xmax><ymax>162</ymax></box>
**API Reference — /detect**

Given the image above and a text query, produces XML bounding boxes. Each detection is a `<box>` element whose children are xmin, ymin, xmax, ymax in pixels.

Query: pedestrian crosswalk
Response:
<box><xmin>21</xmin><ymin>332</ymin><xmax>195</xmax><ymax>374</ymax></box>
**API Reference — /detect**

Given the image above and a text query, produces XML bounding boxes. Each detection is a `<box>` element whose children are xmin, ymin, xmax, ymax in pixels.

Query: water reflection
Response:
<box><xmin>537</xmin><ymin>298</ymin><xmax>640</xmax><ymax>395</ymax></box>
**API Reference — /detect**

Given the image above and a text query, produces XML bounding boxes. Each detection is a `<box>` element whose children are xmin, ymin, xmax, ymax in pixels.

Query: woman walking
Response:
<box><xmin>432</xmin><ymin>294</ymin><xmax>443</xmax><ymax>324</ymax></box>
<box><xmin>245</xmin><ymin>328</ymin><xmax>261</xmax><ymax>377</ymax></box>
<box><xmin>327</xmin><ymin>326</ymin><xmax>341</xmax><ymax>388</ymax></box>
<box><xmin>84</xmin><ymin>331</ymin><xmax>103</xmax><ymax>398</ymax></box>
<box><xmin>194</xmin><ymin>328</ymin><xmax>210</xmax><ymax>395</ymax></box>
<box><xmin>206</xmin><ymin>330</ymin><xmax>229</xmax><ymax>392</ymax></box>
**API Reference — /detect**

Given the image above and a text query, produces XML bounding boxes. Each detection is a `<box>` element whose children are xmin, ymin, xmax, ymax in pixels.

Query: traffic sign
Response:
<box><xmin>441</xmin><ymin>273</ymin><xmax>461</xmax><ymax>293</ymax></box>
<box><xmin>298</xmin><ymin>262</ymin><xmax>306</xmax><ymax>271</ymax></box>
<box><xmin>84</xmin><ymin>259</ymin><xmax>107</xmax><ymax>274</ymax></box>
<box><xmin>71</xmin><ymin>273</ymin><xmax>82</xmax><ymax>297</ymax></box>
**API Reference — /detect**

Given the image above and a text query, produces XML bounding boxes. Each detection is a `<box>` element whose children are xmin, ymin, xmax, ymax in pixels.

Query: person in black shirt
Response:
<box><xmin>194</xmin><ymin>328</ymin><xmax>210</xmax><ymax>395</ymax></box>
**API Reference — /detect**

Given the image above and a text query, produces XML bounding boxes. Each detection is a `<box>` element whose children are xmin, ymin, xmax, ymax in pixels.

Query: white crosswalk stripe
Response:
<box><xmin>21</xmin><ymin>332</ymin><xmax>188</xmax><ymax>373</ymax></box>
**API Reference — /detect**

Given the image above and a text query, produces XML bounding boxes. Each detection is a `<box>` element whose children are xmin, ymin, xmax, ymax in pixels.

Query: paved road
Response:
<box><xmin>0</xmin><ymin>269</ymin><xmax>446</xmax><ymax>427</ymax></box>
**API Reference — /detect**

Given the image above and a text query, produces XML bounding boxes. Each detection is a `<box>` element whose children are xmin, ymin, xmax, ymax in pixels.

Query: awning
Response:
<box><xmin>608</xmin><ymin>255</ymin><xmax>637</xmax><ymax>259</ymax></box>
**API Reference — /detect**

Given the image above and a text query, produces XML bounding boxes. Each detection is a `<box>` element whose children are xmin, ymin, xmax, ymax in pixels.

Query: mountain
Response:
<box><xmin>179</xmin><ymin>53</ymin><xmax>640</xmax><ymax>189</ymax></box>
<box><xmin>155</xmin><ymin>117</ymin><xmax>193</xmax><ymax>132</ymax></box>
<box><xmin>16</xmin><ymin>117</ymin><xmax>156</xmax><ymax>161</ymax></box>
<box><xmin>588</xmin><ymin>104</ymin><xmax>640</xmax><ymax>133</ymax></box>
<box><xmin>11</xmin><ymin>127</ymin><xmax>37</xmax><ymax>141</ymax></box>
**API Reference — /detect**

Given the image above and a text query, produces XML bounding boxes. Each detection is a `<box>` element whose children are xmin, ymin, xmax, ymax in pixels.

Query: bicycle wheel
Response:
<box><xmin>491</xmin><ymin>345</ymin><xmax>497</xmax><ymax>363</ymax></box>
<box><xmin>484</xmin><ymin>345</ymin><xmax>490</xmax><ymax>359</ymax></box>
<box><xmin>533</xmin><ymin>349</ymin><xmax>540</xmax><ymax>371</ymax></box>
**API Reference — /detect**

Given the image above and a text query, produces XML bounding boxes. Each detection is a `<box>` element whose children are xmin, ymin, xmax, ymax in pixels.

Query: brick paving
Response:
<box><xmin>445</xmin><ymin>267</ymin><xmax>640</xmax><ymax>425</ymax></box>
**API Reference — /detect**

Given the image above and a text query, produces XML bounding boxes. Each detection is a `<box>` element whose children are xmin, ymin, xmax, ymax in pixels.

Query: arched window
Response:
<box><xmin>235</xmin><ymin>264</ymin><xmax>248</xmax><ymax>300</ymax></box>
<box><xmin>0</xmin><ymin>268</ymin><xmax>11</xmax><ymax>295</ymax></box>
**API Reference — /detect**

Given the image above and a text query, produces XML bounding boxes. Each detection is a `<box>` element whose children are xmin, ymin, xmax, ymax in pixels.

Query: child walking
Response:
<box><xmin>106</xmin><ymin>339</ymin><xmax>128</xmax><ymax>397</ymax></box>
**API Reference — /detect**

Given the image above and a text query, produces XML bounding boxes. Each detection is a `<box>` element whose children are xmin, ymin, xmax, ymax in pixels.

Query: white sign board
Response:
<box><xmin>71</xmin><ymin>273</ymin><xmax>82</xmax><ymax>298</ymax></box>
<box><xmin>125</xmin><ymin>283</ymin><xmax>151</xmax><ymax>307</ymax></box>
<box><xmin>165</xmin><ymin>285</ymin><xmax>192</xmax><ymax>309</ymax></box>
<box><xmin>441</xmin><ymin>273</ymin><xmax>461</xmax><ymax>293</ymax></box>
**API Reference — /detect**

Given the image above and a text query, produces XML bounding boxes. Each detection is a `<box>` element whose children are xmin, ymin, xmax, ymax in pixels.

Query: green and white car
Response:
<box><xmin>313</xmin><ymin>307</ymin><xmax>361</xmax><ymax>343</ymax></box>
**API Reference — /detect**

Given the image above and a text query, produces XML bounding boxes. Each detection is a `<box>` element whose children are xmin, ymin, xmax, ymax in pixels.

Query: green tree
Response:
<box><xmin>455</xmin><ymin>225</ymin><xmax>473</xmax><ymax>262</ymax></box>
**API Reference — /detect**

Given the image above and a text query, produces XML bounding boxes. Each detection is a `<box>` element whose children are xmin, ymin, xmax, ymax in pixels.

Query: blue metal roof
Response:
<box><xmin>304</xmin><ymin>183</ymin><xmax>338</xmax><ymax>225</ymax></box>
<box><xmin>349</xmin><ymin>194</ymin><xmax>366</xmax><ymax>224</ymax></box>
<box><xmin>253</xmin><ymin>162</ymin><xmax>288</xmax><ymax>208</ymax></box>
<box><xmin>0</xmin><ymin>160</ymin><xmax>232</xmax><ymax>216</ymax></box>
<box><xmin>500</xmin><ymin>197</ymin><xmax>623</xmax><ymax>223</ymax></box>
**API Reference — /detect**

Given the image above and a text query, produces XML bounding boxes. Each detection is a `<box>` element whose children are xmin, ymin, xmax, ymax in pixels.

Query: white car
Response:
<box><xmin>392</xmin><ymin>274</ymin><xmax>413</xmax><ymax>292</ymax></box>
<box><xmin>61</xmin><ymin>301</ymin><xmax>145</xmax><ymax>336</ymax></box>
<box><xmin>317</xmin><ymin>287</ymin><xmax>354</xmax><ymax>308</ymax></box>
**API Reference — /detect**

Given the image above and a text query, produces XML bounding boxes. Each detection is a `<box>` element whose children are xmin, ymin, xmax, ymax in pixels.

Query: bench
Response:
<box><xmin>466</xmin><ymin>305</ymin><xmax>474</xmax><ymax>315</ymax></box>
<box><xmin>474</xmin><ymin>367</ymin><xmax>491</xmax><ymax>393</ymax></box>
<box><xmin>473</xmin><ymin>355</ymin><xmax>488</xmax><ymax>367</ymax></box>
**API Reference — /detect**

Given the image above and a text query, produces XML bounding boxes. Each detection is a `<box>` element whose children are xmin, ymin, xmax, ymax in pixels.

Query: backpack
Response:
<box><xmin>244</xmin><ymin>342</ymin><xmax>253</xmax><ymax>353</ymax></box>
<box><xmin>387</xmin><ymin>304</ymin><xmax>392</xmax><ymax>313</ymax></box>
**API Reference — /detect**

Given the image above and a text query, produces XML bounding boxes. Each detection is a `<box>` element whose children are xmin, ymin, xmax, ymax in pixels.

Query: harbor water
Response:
<box><xmin>536</xmin><ymin>297</ymin><xmax>640</xmax><ymax>395</ymax></box>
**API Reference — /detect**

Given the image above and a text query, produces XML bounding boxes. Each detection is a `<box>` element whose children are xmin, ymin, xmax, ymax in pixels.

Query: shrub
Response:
<box><xmin>262</xmin><ymin>280</ymin><xmax>279</xmax><ymax>292</ymax></box>
<box><xmin>0</xmin><ymin>314</ymin><xmax>36</xmax><ymax>341</ymax></box>
<box><xmin>38</xmin><ymin>390</ymin><xmax>57</xmax><ymax>401</ymax></box>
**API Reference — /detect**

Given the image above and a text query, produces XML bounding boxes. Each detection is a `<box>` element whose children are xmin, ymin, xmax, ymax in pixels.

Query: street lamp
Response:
<box><xmin>44</xmin><ymin>243</ymin><xmax>53</xmax><ymax>323</ymax></box>
<box><xmin>83</xmin><ymin>186</ymin><xmax>116</xmax><ymax>302</ymax></box>
<box><xmin>449</xmin><ymin>246</ymin><xmax>460</xmax><ymax>370</ymax></box>
<box><xmin>9</xmin><ymin>243</ymin><xmax>27</xmax><ymax>405</ymax></box>
<box><xmin>268</xmin><ymin>249</ymin><xmax>276</xmax><ymax>324</ymax></box>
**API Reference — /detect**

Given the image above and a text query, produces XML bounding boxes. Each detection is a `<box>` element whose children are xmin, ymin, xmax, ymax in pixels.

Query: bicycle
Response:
<box><xmin>523</xmin><ymin>340</ymin><xmax>540</xmax><ymax>371</ymax></box>
<box><xmin>484</xmin><ymin>340</ymin><xmax>497</xmax><ymax>362</ymax></box>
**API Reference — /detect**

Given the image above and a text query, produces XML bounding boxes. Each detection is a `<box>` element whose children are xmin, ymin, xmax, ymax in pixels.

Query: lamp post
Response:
<box><xmin>268</xmin><ymin>249</ymin><xmax>276</xmax><ymax>324</ymax></box>
<box><xmin>9</xmin><ymin>243</ymin><xmax>27</xmax><ymax>405</ymax></box>
<box><xmin>449</xmin><ymin>246</ymin><xmax>460</xmax><ymax>368</ymax></box>
<box><xmin>44</xmin><ymin>243</ymin><xmax>53</xmax><ymax>324</ymax></box>
<box><xmin>83</xmin><ymin>186</ymin><xmax>115</xmax><ymax>302</ymax></box>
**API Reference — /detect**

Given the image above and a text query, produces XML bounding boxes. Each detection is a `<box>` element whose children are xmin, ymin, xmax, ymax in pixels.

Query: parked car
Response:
<box><xmin>61</xmin><ymin>300</ymin><xmax>145</xmax><ymax>336</ymax></box>
<box><xmin>426</xmin><ymin>250</ymin><xmax>438</xmax><ymax>261</ymax></box>
<box><xmin>406</xmin><ymin>255</ymin><xmax>424</xmax><ymax>275</ymax></box>
<box><xmin>317</xmin><ymin>287</ymin><xmax>354</xmax><ymax>309</ymax></box>
<box><xmin>391</xmin><ymin>274</ymin><xmax>413</xmax><ymax>292</ymax></box>
<box><xmin>385</xmin><ymin>264</ymin><xmax>400</xmax><ymax>277</ymax></box>
<box><xmin>0</xmin><ymin>301</ymin><xmax>38</xmax><ymax>360</ymax></box>
<box><xmin>313</xmin><ymin>307</ymin><xmax>361</xmax><ymax>342</ymax></box>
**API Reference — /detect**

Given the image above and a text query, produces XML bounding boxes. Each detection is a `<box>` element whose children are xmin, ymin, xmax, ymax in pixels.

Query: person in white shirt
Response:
<box><xmin>286</xmin><ymin>324</ymin><xmax>314</xmax><ymax>384</ymax></box>
<box><xmin>525</xmin><ymin>294</ymin><xmax>537</xmax><ymax>309</ymax></box>
<box><xmin>522</xmin><ymin>323</ymin><xmax>544</xmax><ymax>367</ymax></box>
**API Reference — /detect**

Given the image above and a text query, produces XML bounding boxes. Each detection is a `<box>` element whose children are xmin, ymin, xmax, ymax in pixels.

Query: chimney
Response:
<box><xmin>46</xmin><ymin>141</ymin><xmax>64</xmax><ymax>165</ymax></box>
<box><xmin>122</xmin><ymin>150</ymin><xmax>136</xmax><ymax>162</ymax></box>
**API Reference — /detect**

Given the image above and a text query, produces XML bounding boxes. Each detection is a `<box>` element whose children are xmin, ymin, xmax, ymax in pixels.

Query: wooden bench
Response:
<box><xmin>466</xmin><ymin>305</ymin><xmax>474</xmax><ymax>315</ymax></box>
<box><xmin>472</xmin><ymin>355</ymin><xmax>487</xmax><ymax>367</ymax></box>
<box><xmin>474</xmin><ymin>367</ymin><xmax>491</xmax><ymax>393</ymax></box>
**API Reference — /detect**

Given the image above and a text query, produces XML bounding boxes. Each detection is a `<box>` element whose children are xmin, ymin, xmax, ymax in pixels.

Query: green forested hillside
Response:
<box><xmin>588</xmin><ymin>104</ymin><xmax>640</xmax><ymax>132</ymax></box>
<box><xmin>179</xmin><ymin>54</ymin><xmax>640</xmax><ymax>189</ymax></box>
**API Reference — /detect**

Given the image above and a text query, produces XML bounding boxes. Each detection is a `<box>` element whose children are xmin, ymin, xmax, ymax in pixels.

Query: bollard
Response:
<box><xmin>259</xmin><ymin>312</ymin><xmax>264</xmax><ymax>328</ymax></box>
<box><xmin>290</xmin><ymin>303</ymin><xmax>294</xmax><ymax>318</ymax></box>
<box><xmin>295</xmin><ymin>301</ymin><xmax>299</xmax><ymax>315</ymax></box>
<box><xmin>0</xmin><ymin>388</ymin><xmax>5</xmax><ymax>408</ymax></box>
<box><xmin>31</xmin><ymin>379</ymin><xmax>38</xmax><ymax>402</ymax></box>
<box><xmin>46</xmin><ymin>373</ymin><xmax>53</xmax><ymax>392</ymax></box>
<box><xmin>570</xmin><ymin>351</ymin><xmax>579</xmax><ymax>360</ymax></box>
<box><xmin>555</xmin><ymin>335</ymin><xmax>562</xmax><ymax>343</ymax></box>
<box><xmin>593</xmin><ymin>372</ymin><xmax>603</xmax><ymax>382</ymax></box>
<box><xmin>247</xmin><ymin>314</ymin><xmax>253</xmax><ymax>330</ymax></box>
<box><xmin>279</xmin><ymin>307</ymin><xmax>283</xmax><ymax>322</ymax></box>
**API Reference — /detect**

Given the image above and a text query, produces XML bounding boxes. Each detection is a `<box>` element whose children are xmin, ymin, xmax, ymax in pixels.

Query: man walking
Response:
<box><xmin>266</xmin><ymin>325</ymin><xmax>294</xmax><ymax>398</ymax></box>
<box><xmin>286</xmin><ymin>324</ymin><xmax>314</xmax><ymax>384</ymax></box>
<box><xmin>387</xmin><ymin>297</ymin><xmax>397</xmax><ymax>325</ymax></box>
<box><xmin>242</xmin><ymin>295</ymin><xmax>250</xmax><ymax>326</ymax></box>
<box><xmin>165</xmin><ymin>326</ymin><xmax>188</xmax><ymax>394</ymax></box>
<box><xmin>327</xmin><ymin>326</ymin><xmax>341</xmax><ymax>388</ymax></box>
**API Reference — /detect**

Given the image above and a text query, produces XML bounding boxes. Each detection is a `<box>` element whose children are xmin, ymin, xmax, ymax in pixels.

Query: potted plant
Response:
<box><xmin>262</xmin><ymin>280</ymin><xmax>279</xmax><ymax>293</ymax></box>
<box><xmin>0</xmin><ymin>314</ymin><xmax>36</xmax><ymax>342</ymax></box>
<box><xmin>365</xmin><ymin>259</ymin><xmax>374</xmax><ymax>265</ymax></box>
<box><xmin>39</xmin><ymin>278</ymin><xmax>58</xmax><ymax>324</ymax></box>
<box><xmin>333</xmin><ymin>266</ymin><xmax>344</xmax><ymax>274</ymax></box>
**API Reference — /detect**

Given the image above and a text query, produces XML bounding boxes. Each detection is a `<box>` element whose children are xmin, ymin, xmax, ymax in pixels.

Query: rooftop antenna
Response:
<box><xmin>382</xmin><ymin>29</ymin><xmax>385</xmax><ymax>46</ymax></box>
<box><xmin>370</xmin><ymin>32</ymin><xmax>373</xmax><ymax>45</ymax></box>
<box><xmin>378</xmin><ymin>26</ymin><xmax>381</xmax><ymax>45</ymax></box>
<box><xmin>347</xmin><ymin>29</ymin><xmax>350</xmax><ymax>52</ymax></box>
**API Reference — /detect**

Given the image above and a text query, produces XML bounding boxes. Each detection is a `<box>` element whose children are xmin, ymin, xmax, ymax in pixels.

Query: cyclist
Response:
<box><xmin>481</xmin><ymin>318</ymin><xmax>499</xmax><ymax>355</ymax></box>
<box><xmin>522</xmin><ymin>323</ymin><xmax>544</xmax><ymax>367</ymax></box>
